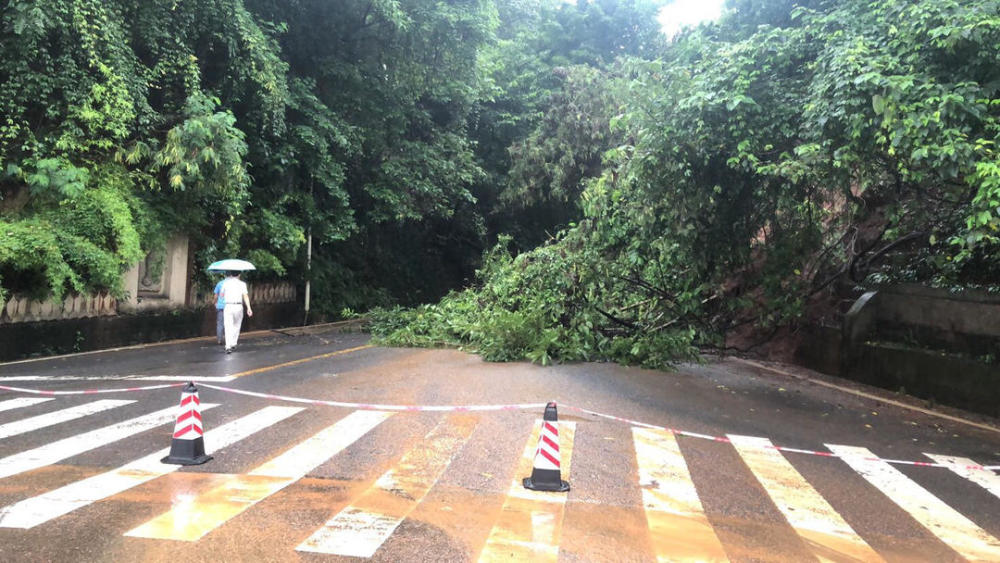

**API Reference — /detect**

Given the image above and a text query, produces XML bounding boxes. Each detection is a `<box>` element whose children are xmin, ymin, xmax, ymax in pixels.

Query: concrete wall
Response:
<box><xmin>878</xmin><ymin>293</ymin><xmax>1000</xmax><ymax>336</ymax></box>
<box><xmin>0</xmin><ymin>302</ymin><xmax>301</xmax><ymax>362</ymax></box>
<box><xmin>796</xmin><ymin>285</ymin><xmax>1000</xmax><ymax>418</ymax></box>
<box><xmin>793</xmin><ymin>324</ymin><xmax>842</xmax><ymax>376</ymax></box>
<box><xmin>852</xmin><ymin>344</ymin><xmax>1000</xmax><ymax>417</ymax></box>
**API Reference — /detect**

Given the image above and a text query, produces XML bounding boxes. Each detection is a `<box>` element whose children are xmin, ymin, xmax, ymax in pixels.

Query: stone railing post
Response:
<box><xmin>841</xmin><ymin>291</ymin><xmax>879</xmax><ymax>377</ymax></box>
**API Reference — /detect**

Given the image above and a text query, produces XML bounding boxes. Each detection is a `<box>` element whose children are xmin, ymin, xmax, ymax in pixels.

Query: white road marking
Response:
<box><xmin>297</xmin><ymin>415</ymin><xmax>476</xmax><ymax>557</ymax></box>
<box><xmin>0</xmin><ymin>399</ymin><xmax>134</xmax><ymax>440</ymax></box>
<box><xmin>924</xmin><ymin>454</ymin><xmax>1000</xmax><ymax>500</ymax></box>
<box><xmin>633</xmin><ymin>427</ymin><xmax>728</xmax><ymax>562</ymax></box>
<box><xmin>0</xmin><ymin>375</ymin><xmax>236</xmax><ymax>382</ymax></box>
<box><xmin>125</xmin><ymin>410</ymin><xmax>392</xmax><ymax>541</ymax></box>
<box><xmin>0</xmin><ymin>404</ymin><xmax>197</xmax><ymax>481</ymax></box>
<box><xmin>828</xmin><ymin>444</ymin><xmax>1000</xmax><ymax>561</ymax></box>
<box><xmin>124</xmin><ymin>376</ymin><xmax>237</xmax><ymax>382</ymax></box>
<box><xmin>0</xmin><ymin>405</ymin><xmax>299</xmax><ymax>528</ymax></box>
<box><xmin>252</xmin><ymin>410</ymin><xmax>391</xmax><ymax>479</ymax></box>
<box><xmin>729</xmin><ymin>435</ymin><xmax>881</xmax><ymax>562</ymax></box>
<box><xmin>301</xmin><ymin>509</ymin><xmax>399</xmax><ymax>557</ymax></box>
<box><xmin>479</xmin><ymin>420</ymin><xmax>576</xmax><ymax>562</ymax></box>
<box><xmin>0</xmin><ymin>398</ymin><xmax>54</xmax><ymax>413</ymax></box>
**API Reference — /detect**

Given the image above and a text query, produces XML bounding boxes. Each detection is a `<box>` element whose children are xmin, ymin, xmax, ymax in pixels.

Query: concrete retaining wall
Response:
<box><xmin>872</xmin><ymin>285</ymin><xmax>1000</xmax><ymax>357</ymax></box>
<box><xmin>852</xmin><ymin>344</ymin><xmax>1000</xmax><ymax>417</ymax></box>
<box><xmin>796</xmin><ymin>285</ymin><xmax>1000</xmax><ymax>417</ymax></box>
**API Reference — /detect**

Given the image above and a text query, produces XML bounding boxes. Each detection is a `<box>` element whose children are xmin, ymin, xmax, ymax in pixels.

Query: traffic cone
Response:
<box><xmin>161</xmin><ymin>382</ymin><xmax>213</xmax><ymax>465</ymax></box>
<box><xmin>523</xmin><ymin>401</ymin><xmax>570</xmax><ymax>492</ymax></box>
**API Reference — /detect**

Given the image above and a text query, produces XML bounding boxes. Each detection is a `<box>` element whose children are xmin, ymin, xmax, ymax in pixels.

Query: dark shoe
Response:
<box><xmin>225</xmin><ymin>348</ymin><xmax>232</xmax><ymax>354</ymax></box>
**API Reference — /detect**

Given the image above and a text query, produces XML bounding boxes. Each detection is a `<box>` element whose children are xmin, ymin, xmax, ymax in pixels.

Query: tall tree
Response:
<box><xmin>472</xmin><ymin>0</ymin><xmax>666</xmax><ymax>250</ymax></box>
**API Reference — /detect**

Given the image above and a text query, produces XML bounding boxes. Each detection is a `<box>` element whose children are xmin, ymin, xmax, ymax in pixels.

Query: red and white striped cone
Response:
<box><xmin>161</xmin><ymin>382</ymin><xmax>213</xmax><ymax>465</ymax></box>
<box><xmin>523</xmin><ymin>401</ymin><xmax>570</xmax><ymax>492</ymax></box>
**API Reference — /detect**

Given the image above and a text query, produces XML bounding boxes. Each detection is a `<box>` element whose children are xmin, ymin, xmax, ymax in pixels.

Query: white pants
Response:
<box><xmin>223</xmin><ymin>303</ymin><xmax>245</xmax><ymax>349</ymax></box>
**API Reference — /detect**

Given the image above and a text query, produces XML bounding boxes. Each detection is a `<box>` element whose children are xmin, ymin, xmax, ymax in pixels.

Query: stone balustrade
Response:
<box><xmin>197</xmin><ymin>281</ymin><xmax>297</xmax><ymax>307</ymax></box>
<box><xmin>3</xmin><ymin>282</ymin><xmax>296</xmax><ymax>324</ymax></box>
<box><xmin>1</xmin><ymin>293</ymin><xmax>118</xmax><ymax>324</ymax></box>
<box><xmin>250</xmin><ymin>281</ymin><xmax>297</xmax><ymax>304</ymax></box>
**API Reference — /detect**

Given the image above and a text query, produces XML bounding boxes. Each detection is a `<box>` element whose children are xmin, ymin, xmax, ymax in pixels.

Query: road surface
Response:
<box><xmin>0</xmin><ymin>324</ymin><xmax>998</xmax><ymax>561</ymax></box>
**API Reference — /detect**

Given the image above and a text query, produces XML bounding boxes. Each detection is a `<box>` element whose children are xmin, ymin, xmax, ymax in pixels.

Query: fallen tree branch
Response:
<box><xmin>858</xmin><ymin>230</ymin><xmax>927</xmax><ymax>271</ymax></box>
<box><xmin>596</xmin><ymin>307</ymin><xmax>638</xmax><ymax>330</ymax></box>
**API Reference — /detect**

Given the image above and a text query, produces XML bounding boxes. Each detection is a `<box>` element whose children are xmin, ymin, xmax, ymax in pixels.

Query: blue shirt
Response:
<box><xmin>213</xmin><ymin>280</ymin><xmax>225</xmax><ymax>310</ymax></box>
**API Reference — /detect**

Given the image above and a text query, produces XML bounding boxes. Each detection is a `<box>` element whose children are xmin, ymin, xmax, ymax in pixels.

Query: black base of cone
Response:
<box><xmin>161</xmin><ymin>453</ymin><xmax>213</xmax><ymax>465</ymax></box>
<box><xmin>523</xmin><ymin>470</ymin><xmax>570</xmax><ymax>492</ymax></box>
<box><xmin>161</xmin><ymin>437</ymin><xmax>213</xmax><ymax>466</ymax></box>
<box><xmin>522</xmin><ymin>477</ymin><xmax>570</xmax><ymax>492</ymax></box>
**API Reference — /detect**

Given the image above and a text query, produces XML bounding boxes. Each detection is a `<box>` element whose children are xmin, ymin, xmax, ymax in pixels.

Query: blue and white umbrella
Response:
<box><xmin>207</xmin><ymin>259</ymin><xmax>256</xmax><ymax>272</ymax></box>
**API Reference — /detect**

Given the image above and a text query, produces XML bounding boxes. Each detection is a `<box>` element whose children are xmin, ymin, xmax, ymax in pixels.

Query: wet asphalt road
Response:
<box><xmin>0</xmin><ymin>324</ymin><xmax>998</xmax><ymax>562</ymax></box>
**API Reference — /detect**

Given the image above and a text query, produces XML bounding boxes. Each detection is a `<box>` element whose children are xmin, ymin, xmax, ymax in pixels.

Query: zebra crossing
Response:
<box><xmin>0</xmin><ymin>395</ymin><xmax>998</xmax><ymax>561</ymax></box>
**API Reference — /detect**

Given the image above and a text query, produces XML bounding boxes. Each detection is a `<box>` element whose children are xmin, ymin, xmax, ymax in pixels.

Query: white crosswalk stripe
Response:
<box><xmin>924</xmin><ymin>453</ymin><xmax>1000</xmax><ymax>501</ymax></box>
<box><xmin>0</xmin><ymin>399</ymin><xmax>133</xmax><ymax>440</ymax></box>
<box><xmin>479</xmin><ymin>419</ymin><xmax>576</xmax><ymax>562</ymax></box>
<box><xmin>827</xmin><ymin>444</ymin><xmax>1000</xmax><ymax>561</ymax></box>
<box><xmin>634</xmin><ymin>427</ymin><xmax>728</xmax><ymax>562</ymax></box>
<box><xmin>0</xmin><ymin>397</ymin><xmax>54</xmax><ymax>413</ymax></box>
<box><xmin>297</xmin><ymin>415</ymin><xmax>476</xmax><ymax>557</ymax></box>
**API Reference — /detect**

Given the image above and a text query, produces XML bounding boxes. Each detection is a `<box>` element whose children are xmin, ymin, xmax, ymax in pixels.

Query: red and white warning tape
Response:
<box><xmin>1</xmin><ymin>381</ymin><xmax>996</xmax><ymax>471</ymax></box>
<box><xmin>199</xmin><ymin>383</ymin><xmax>548</xmax><ymax>412</ymax></box>
<box><xmin>0</xmin><ymin>383</ymin><xmax>186</xmax><ymax>396</ymax></box>
<box><xmin>560</xmin><ymin>405</ymin><xmax>1000</xmax><ymax>471</ymax></box>
<box><xmin>198</xmin><ymin>384</ymin><xmax>999</xmax><ymax>471</ymax></box>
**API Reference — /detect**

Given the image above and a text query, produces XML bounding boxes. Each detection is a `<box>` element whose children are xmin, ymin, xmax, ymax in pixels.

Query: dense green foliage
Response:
<box><xmin>1</xmin><ymin>0</ymin><xmax>497</xmax><ymax>308</ymax></box>
<box><xmin>3</xmin><ymin>0</ymin><xmax>999</xmax><ymax>368</ymax></box>
<box><xmin>375</xmin><ymin>0</ymin><xmax>1000</xmax><ymax>366</ymax></box>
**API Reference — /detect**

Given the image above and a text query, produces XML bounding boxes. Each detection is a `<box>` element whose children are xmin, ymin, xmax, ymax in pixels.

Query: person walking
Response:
<box><xmin>220</xmin><ymin>271</ymin><xmax>253</xmax><ymax>353</ymax></box>
<box><xmin>213</xmin><ymin>276</ymin><xmax>226</xmax><ymax>345</ymax></box>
